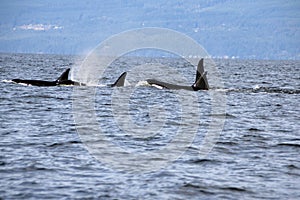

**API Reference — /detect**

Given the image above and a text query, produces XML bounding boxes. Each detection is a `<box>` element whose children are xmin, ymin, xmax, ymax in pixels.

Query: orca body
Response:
<box><xmin>12</xmin><ymin>68</ymin><xmax>82</xmax><ymax>86</ymax></box>
<box><xmin>146</xmin><ymin>59</ymin><xmax>209</xmax><ymax>91</ymax></box>
<box><xmin>12</xmin><ymin>68</ymin><xmax>127</xmax><ymax>87</ymax></box>
<box><xmin>11</xmin><ymin>79</ymin><xmax>58</xmax><ymax>86</ymax></box>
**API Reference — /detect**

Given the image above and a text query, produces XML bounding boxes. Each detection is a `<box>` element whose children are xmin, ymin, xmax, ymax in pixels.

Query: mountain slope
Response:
<box><xmin>0</xmin><ymin>0</ymin><xmax>299</xmax><ymax>59</ymax></box>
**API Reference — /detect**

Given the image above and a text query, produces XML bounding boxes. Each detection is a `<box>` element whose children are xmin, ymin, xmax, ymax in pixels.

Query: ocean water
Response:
<box><xmin>0</xmin><ymin>53</ymin><xmax>299</xmax><ymax>199</ymax></box>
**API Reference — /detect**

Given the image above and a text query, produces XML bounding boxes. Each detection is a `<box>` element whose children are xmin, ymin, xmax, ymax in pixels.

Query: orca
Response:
<box><xmin>146</xmin><ymin>58</ymin><xmax>209</xmax><ymax>91</ymax></box>
<box><xmin>11</xmin><ymin>68</ymin><xmax>79</xmax><ymax>86</ymax></box>
<box><xmin>12</xmin><ymin>68</ymin><xmax>127</xmax><ymax>87</ymax></box>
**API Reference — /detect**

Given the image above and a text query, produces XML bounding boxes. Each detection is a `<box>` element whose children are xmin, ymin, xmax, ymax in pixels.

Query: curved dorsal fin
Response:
<box><xmin>111</xmin><ymin>72</ymin><xmax>127</xmax><ymax>87</ymax></box>
<box><xmin>192</xmin><ymin>59</ymin><xmax>209</xmax><ymax>90</ymax></box>
<box><xmin>56</xmin><ymin>68</ymin><xmax>70</xmax><ymax>83</ymax></box>
<box><xmin>195</xmin><ymin>59</ymin><xmax>204</xmax><ymax>83</ymax></box>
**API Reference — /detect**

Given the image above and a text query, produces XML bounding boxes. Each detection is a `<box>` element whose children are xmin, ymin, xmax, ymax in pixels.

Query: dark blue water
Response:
<box><xmin>0</xmin><ymin>53</ymin><xmax>299</xmax><ymax>199</ymax></box>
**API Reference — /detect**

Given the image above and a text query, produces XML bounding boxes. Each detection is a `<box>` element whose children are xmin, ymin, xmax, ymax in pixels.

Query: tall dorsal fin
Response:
<box><xmin>56</xmin><ymin>68</ymin><xmax>70</xmax><ymax>82</ymax></box>
<box><xmin>195</xmin><ymin>58</ymin><xmax>204</xmax><ymax>83</ymax></box>
<box><xmin>111</xmin><ymin>72</ymin><xmax>127</xmax><ymax>87</ymax></box>
<box><xmin>192</xmin><ymin>59</ymin><xmax>209</xmax><ymax>90</ymax></box>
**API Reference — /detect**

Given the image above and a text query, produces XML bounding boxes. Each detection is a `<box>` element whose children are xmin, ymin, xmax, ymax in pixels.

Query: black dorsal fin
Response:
<box><xmin>56</xmin><ymin>68</ymin><xmax>70</xmax><ymax>83</ymax></box>
<box><xmin>192</xmin><ymin>59</ymin><xmax>209</xmax><ymax>90</ymax></box>
<box><xmin>195</xmin><ymin>58</ymin><xmax>204</xmax><ymax>83</ymax></box>
<box><xmin>111</xmin><ymin>72</ymin><xmax>127</xmax><ymax>87</ymax></box>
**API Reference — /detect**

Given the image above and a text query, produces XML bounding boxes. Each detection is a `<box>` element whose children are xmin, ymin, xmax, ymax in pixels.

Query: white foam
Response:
<box><xmin>136</xmin><ymin>81</ymin><xmax>150</xmax><ymax>87</ymax></box>
<box><xmin>253</xmin><ymin>85</ymin><xmax>260</xmax><ymax>90</ymax></box>
<box><xmin>2</xmin><ymin>79</ymin><xmax>13</xmax><ymax>83</ymax></box>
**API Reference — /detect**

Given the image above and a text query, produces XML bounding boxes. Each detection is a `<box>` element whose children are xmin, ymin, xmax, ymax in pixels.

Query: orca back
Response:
<box><xmin>12</xmin><ymin>79</ymin><xmax>57</xmax><ymax>86</ymax></box>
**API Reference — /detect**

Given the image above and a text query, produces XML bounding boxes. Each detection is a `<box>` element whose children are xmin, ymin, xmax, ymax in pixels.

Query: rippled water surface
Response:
<box><xmin>0</xmin><ymin>53</ymin><xmax>299</xmax><ymax>199</ymax></box>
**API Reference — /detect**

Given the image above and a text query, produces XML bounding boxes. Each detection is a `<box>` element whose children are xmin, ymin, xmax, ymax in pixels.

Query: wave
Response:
<box><xmin>225</xmin><ymin>86</ymin><xmax>300</xmax><ymax>94</ymax></box>
<box><xmin>276</xmin><ymin>143</ymin><xmax>300</xmax><ymax>148</ymax></box>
